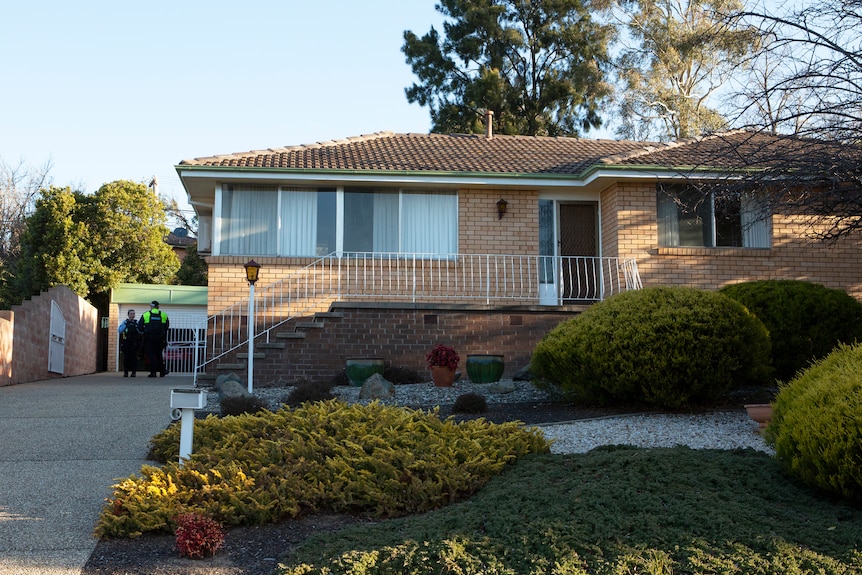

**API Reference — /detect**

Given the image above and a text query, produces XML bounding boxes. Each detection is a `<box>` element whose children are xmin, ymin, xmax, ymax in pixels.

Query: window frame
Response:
<box><xmin>657</xmin><ymin>184</ymin><xmax>771</xmax><ymax>249</ymax></box>
<box><xmin>216</xmin><ymin>185</ymin><xmax>458</xmax><ymax>257</ymax></box>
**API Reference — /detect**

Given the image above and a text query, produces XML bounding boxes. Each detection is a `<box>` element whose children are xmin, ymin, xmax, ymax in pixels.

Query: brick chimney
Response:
<box><xmin>485</xmin><ymin>110</ymin><xmax>494</xmax><ymax>139</ymax></box>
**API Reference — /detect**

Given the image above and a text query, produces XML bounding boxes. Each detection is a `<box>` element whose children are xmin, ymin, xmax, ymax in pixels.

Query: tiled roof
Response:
<box><xmin>179</xmin><ymin>131</ymin><xmax>653</xmax><ymax>176</ymax></box>
<box><xmin>179</xmin><ymin>130</ymin><xmax>856</xmax><ymax>175</ymax></box>
<box><xmin>607</xmin><ymin>130</ymin><xmax>854</xmax><ymax>169</ymax></box>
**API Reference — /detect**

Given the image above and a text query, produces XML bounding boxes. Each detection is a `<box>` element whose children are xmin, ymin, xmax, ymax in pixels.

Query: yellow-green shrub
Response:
<box><xmin>767</xmin><ymin>343</ymin><xmax>862</xmax><ymax>503</ymax></box>
<box><xmin>96</xmin><ymin>400</ymin><xmax>549</xmax><ymax>538</ymax></box>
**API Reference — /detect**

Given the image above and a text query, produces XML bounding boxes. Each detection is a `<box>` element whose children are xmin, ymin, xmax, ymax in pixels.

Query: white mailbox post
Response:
<box><xmin>170</xmin><ymin>388</ymin><xmax>207</xmax><ymax>465</ymax></box>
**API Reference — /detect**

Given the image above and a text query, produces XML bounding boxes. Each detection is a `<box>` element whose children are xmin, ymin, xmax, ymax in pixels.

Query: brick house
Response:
<box><xmin>176</xmin><ymin>129</ymin><xmax>862</xmax><ymax>387</ymax></box>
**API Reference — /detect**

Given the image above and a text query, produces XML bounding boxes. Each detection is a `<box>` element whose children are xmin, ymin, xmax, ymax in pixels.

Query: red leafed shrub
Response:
<box><xmin>426</xmin><ymin>344</ymin><xmax>460</xmax><ymax>370</ymax></box>
<box><xmin>174</xmin><ymin>512</ymin><xmax>225</xmax><ymax>559</ymax></box>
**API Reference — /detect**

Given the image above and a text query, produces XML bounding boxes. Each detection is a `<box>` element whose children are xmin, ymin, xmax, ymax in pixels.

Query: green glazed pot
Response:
<box><xmin>344</xmin><ymin>358</ymin><xmax>385</xmax><ymax>387</ymax></box>
<box><xmin>465</xmin><ymin>354</ymin><xmax>504</xmax><ymax>383</ymax></box>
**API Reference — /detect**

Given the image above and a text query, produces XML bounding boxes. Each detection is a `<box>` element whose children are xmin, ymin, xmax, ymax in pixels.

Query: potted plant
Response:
<box><xmin>466</xmin><ymin>354</ymin><xmax>505</xmax><ymax>383</ymax></box>
<box><xmin>744</xmin><ymin>403</ymin><xmax>773</xmax><ymax>434</ymax></box>
<box><xmin>426</xmin><ymin>344</ymin><xmax>460</xmax><ymax>387</ymax></box>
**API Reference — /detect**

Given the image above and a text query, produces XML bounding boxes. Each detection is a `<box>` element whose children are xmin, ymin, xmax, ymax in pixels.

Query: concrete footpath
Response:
<box><xmin>0</xmin><ymin>373</ymin><xmax>194</xmax><ymax>574</ymax></box>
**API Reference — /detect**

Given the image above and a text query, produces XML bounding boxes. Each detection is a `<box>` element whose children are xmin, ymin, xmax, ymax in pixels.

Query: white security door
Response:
<box><xmin>48</xmin><ymin>301</ymin><xmax>66</xmax><ymax>374</ymax></box>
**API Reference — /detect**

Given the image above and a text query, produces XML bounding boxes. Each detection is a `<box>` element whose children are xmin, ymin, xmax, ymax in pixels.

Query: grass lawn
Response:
<box><xmin>276</xmin><ymin>446</ymin><xmax>862</xmax><ymax>574</ymax></box>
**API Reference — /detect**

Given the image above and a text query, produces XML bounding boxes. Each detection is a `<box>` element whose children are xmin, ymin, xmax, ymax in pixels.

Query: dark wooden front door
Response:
<box><xmin>559</xmin><ymin>203</ymin><xmax>599</xmax><ymax>300</ymax></box>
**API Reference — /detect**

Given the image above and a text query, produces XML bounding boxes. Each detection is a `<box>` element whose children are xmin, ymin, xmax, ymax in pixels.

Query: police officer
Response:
<box><xmin>139</xmin><ymin>300</ymin><xmax>170</xmax><ymax>377</ymax></box>
<box><xmin>117</xmin><ymin>309</ymin><xmax>142</xmax><ymax>377</ymax></box>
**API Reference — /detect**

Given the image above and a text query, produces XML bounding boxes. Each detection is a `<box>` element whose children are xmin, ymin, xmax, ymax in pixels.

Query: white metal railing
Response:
<box><xmin>194</xmin><ymin>252</ymin><xmax>641</xmax><ymax>382</ymax></box>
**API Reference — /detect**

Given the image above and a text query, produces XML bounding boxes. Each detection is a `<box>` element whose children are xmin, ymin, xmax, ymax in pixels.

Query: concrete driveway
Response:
<box><xmin>0</xmin><ymin>373</ymin><xmax>193</xmax><ymax>574</ymax></box>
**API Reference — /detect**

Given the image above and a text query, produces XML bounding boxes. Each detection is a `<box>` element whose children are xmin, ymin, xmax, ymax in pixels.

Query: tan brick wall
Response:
<box><xmin>206</xmin><ymin>256</ymin><xmax>313</xmax><ymax>314</ymax></box>
<box><xmin>604</xmin><ymin>183</ymin><xmax>862</xmax><ymax>299</ymax></box>
<box><xmin>0</xmin><ymin>285</ymin><xmax>99</xmax><ymax>386</ymax></box>
<box><xmin>459</xmin><ymin>189</ymin><xmax>539</xmax><ymax>255</ymax></box>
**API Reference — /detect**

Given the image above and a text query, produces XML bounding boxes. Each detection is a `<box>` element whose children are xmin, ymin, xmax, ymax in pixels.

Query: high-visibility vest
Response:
<box><xmin>140</xmin><ymin>309</ymin><xmax>169</xmax><ymax>335</ymax></box>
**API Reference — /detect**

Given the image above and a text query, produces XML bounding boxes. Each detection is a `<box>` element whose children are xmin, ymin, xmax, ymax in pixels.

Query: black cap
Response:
<box><xmin>151</xmin><ymin>301</ymin><xmax>159</xmax><ymax>307</ymax></box>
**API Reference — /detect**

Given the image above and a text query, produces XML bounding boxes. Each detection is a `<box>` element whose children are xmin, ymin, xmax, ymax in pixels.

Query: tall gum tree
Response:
<box><xmin>402</xmin><ymin>0</ymin><xmax>615</xmax><ymax>136</ymax></box>
<box><xmin>613</xmin><ymin>0</ymin><xmax>760</xmax><ymax>141</ymax></box>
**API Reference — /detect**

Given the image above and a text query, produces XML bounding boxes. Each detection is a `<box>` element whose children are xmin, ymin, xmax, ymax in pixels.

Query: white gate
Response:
<box><xmin>48</xmin><ymin>301</ymin><xmax>66</xmax><ymax>374</ymax></box>
<box><xmin>164</xmin><ymin>312</ymin><xmax>206</xmax><ymax>374</ymax></box>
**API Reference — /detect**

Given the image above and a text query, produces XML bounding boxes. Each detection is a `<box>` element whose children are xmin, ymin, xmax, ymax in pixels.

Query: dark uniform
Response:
<box><xmin>119</xmin><ymin>311</ymin><xmax>142</xmax><ymax>377</ymax></box>
<box><xmin>139</xmin><ymin>300</ymin><xmax>170</xmax><ymax>377</ymax></box>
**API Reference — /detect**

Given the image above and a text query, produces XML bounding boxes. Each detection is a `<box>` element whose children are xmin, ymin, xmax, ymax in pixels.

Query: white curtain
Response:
<box><xmin>741</xmin><ymin>193</ymin><xmax>771</xmax><ymax>248</ymax></box>
<box><xmin>221</xmin><ymin>186</ymin><xmax>278</xmax><ymax>255</ymax></box>
<box><xmin>280</xmin><ymin>188</ymin><xmax>317</xmax><ymax>256</ymax></box>
<box><xmin>373</xmin><ymin>193</ymin><xmax>399</xmax><ymax>252</ymax></box>
<box><xmin>657</xmin><ymin>191</ymin><xmax>680</xmax><ymax>247</ymax></box>
<box><xmin>401</xmin><ymin>192</ymin><xmax>457</xmax><ymax>254</ymax></box>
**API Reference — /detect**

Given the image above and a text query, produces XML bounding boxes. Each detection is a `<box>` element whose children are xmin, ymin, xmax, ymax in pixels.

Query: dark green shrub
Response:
<box><xmin>384</xmin><ymin>365</ymin><xmax>424</xmax><ymax>385</ymax></box>
<box><xmin>452</xmin><ymin>392</ymin><xmax>488</xmax><ymax>414</ymax></box>
<box><xmin>720</xmin><ymin>280</ymin><xmax>862</xmax><ymax>381</ymax></box>
<box><xmin>282</xmin><ymin>380</ymin><xmax>336</xmax><ymax>407</ymax></box>
<box><xmin>531</xmin><ymin>287</ymin><xmax>773</xmax><ymax>409</ymax></box>
<box><xmin>767</xmin><ymin>343</ymin><xmax>862</xmax><ymax>503</ymax></box>
<box><xmin>219</xmin><ymin>394</ymin><xmax>270</xmax><ymax>416</ymax></box>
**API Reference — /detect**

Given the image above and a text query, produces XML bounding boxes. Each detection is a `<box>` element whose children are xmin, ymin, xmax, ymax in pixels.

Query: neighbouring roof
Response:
<box><xmin>178</xmin><ymin>129</ymin><xmax>851</xmax><ymax>176</ymax></box>
<box><xmin>165</xmin><ymin>229</ymin><xmax>197</xmax><ymax>247</ymax></box>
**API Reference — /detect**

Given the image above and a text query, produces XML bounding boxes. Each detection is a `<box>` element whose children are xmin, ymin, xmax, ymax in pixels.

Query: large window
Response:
<box><xmin>657</xmin><ymin>185</ymin><xmax>770</xmax><ymax>248</ymax></box>
<box><xmin>219</xmin><ymin>185</ymin><xmax>457</xmax><ymax>256</ymax></box>
<box><xmin>220</xmin><ymin>185</ymin><xmax>278</xmax><ymax>255</ymax></box>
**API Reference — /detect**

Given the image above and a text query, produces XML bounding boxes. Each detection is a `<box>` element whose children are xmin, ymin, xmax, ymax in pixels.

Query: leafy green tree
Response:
<box><xmin>174</xmin><ymin>243</ymin><xmax>208</xmax><ymax>286</ymax></box>
<box><xmin>13</xmin><ymin>186</ymin><xmax>91</xmax><ymax>299</ymax></box>
<box><xmin>614</xmin><ymin>0</ymin><xmax>760</xmax><ymax>141</ymax></box>
<box><xmin>402</xmin><ymin>0</ymin><xmax>614</xmax><ymax>136</ymax></box>
<box><xmin>12</xmin><ymin>181</ymin><xmax>179</xmax><ymax>306</ymax></box>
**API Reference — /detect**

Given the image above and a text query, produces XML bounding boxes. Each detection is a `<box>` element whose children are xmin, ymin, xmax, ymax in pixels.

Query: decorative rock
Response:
<box><xmin>216</xmin><ymin>373</ymin><xmax>252</xmax><ymax>401</ymax></box>
<box><xmin>512</xmin><ymin>366</ymin><xmax>533</xmax><ymax>381</ymax></box>
<box><xmin>486</xmin><ymin>380</ymin><xmax>518</xmax><ymax>394</ymax></box>
<box><xmin>214</xmin><ymin>372</ymin><xmax>241</xmax><ymax>391</ymax></box>
<box><xmin>359</xmin><ymin>373</ymin><xmax>396</xmax><ymax>400</ymax></box>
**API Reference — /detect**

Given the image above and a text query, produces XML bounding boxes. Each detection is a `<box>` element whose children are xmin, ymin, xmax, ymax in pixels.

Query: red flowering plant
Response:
<box><xmin>426</xmin><ymin>344</ymin><xmax>460</xmax><ymax>370</ymax></box>
<box><xmin>174</xmin><ymin>512</ymin><xmax>225</xmax><ymax>559</ymax></box>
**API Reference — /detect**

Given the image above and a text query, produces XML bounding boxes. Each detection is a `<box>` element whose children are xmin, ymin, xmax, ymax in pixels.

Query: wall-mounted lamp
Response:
<box><xmin>496</xmin><ymin>198</ymin><xmax>508</xmax><ymax>220</ymax></box>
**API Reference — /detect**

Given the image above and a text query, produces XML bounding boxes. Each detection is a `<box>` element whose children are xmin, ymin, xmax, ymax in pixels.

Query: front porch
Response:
<box><xmin>195</xmin><ymin>252</ymin><xmax>642</xmax><ymax>385</ymax></box>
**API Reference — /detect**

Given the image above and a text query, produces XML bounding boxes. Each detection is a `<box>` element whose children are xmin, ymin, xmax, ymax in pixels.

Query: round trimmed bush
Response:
<box><xmin>767</xmin><ymin>343</ymin><xmax>862</xmax><ymax>503</ymax></box>
<box><xmin>531</xmin><ymin>287</ymin><xmax>772</xmax><ymax>409</ymax></box>
<box><xmin>720</xmin><ymin>280</ymin><xmax>862</xmax><ymax>382</ymax></box>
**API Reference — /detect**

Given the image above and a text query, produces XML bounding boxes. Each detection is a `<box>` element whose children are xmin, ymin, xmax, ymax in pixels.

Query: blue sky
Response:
<box><xmin>1</xmin><ymin>1</ymin><xmax>450</xmax><ymax>216</ymax></box>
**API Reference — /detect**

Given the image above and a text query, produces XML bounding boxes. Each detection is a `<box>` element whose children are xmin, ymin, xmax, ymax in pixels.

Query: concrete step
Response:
<box><xmin>237</xmin><ymin>352</ymin><xmax>266</xmax><ymax>360</ymax></box>
<box><xmin>216</xmin><ymin>363</ymin><xmax>245</xmax><ymax>370</ymax></box>
<box><xmin>257</xmin><ymin>342</ymin><xmax>286</xmax><ymax>350</ymax></box>
<box><xmin>313</xmin><ymin>312</ymin><xmax>344</xmax><ymax>320</ymax></box>
<box><xmin>275</xmin><ymin>332</ymin><xmax>306</xmax><ymax>339</ymax></box>
<box><xmin>295</xmin><ymin>322</ymin><xmax>325</xmax><ymax>329</ymax></box>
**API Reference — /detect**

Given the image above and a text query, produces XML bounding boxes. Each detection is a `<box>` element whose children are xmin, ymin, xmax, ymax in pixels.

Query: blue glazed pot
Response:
<box><xmin>465</xmin><ymin>354</ymin><xmax>504</xmax><ymax>383</ymax></box>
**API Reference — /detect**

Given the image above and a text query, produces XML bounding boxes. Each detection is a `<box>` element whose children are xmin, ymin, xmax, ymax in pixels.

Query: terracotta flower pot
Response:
<box><xmin>430</xmin><ymin>365</ymin><xmax>456</xmax><ymax>387</ymax></box>
<box><xmin>744</xmin><ymin>403</ymin><xmax>773</xmax><ymax>432</ymax></box>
